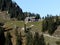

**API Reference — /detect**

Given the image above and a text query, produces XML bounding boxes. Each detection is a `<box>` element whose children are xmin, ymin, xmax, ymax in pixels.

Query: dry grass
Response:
<box><xmin>4</xmin><ymin>21</ymin><xmax>60</xmax><ymax>45</ymax></box>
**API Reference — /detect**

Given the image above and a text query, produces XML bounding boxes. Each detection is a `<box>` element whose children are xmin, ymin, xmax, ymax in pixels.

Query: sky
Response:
<box><xmin>13</xmin><ymin>0</ymin><xmax>60</xmax><ymax>17</ymax></box>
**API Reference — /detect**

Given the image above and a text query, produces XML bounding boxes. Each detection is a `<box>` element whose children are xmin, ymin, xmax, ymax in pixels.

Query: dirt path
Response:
<box><xmin>31</xmin><ymin>31</ymin><xmax>60</xmax><ymax>39</ymax></box>
<box><xmin>21</xmin><ymin>24</ymin><xmax>60</xmax><ymax>40</ymax></box>
<box><xmin>43</xmin><ymin>33</ymin><xmax>60</xmax><ymax>39</ymax></box>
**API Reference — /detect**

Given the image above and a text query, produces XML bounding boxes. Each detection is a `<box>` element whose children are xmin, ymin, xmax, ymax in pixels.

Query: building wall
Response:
<box><xmin>25</xmin><ymin>17</ymin><xmax>36</xmax><ymax>22</ymax></box>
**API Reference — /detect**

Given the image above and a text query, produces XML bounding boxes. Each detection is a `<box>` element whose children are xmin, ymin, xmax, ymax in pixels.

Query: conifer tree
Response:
<box><xmin>5</xmin><ymin>31</ymin><xmax>12</xmax><ymax>45</ymax></box>
<box><xmin>42</xmin><ymin>17</ymin><xmax>48</xmax><ymax>32</ymax></box>
<box><xmin>0</xmin><ymin>26</ymin><xmax>5</xmax><ymax>45</ymax></box>
<box><xmin>56</xmin><ymin>15</ymin><xmax>59</xmax><ymax>25</ymax></box>
<box><xmin>33</xmin><ymin>32</ymin><xmax>45</xmax><ymax>45</ymax></box>
<box><xmin>39</xmin><ymin>34</ymin><xmax>45</xmax><ymax>45</ymax></box>
<box><xmin>26</xmin><ymin>31</ymin><xmax>33</xmax><ymax>45</ymax></box>
<box><xmin>14</xmin><ymin>28</ymin><xmax>22</xmax><ymax>45</ymax></box>
<box><xmin>56</xmin><ymin>41</ymin><xmax>60</xmax><ymax>45</ymax></box>
<box><xmin>35</xmin><ymin>14</ymin><xmax>40</xmax><ymax>19</ymax></box>
<box><xmin>33</xmin><ymin>32</ymin><xmax>40</xmax><ymax>45</ymax></box>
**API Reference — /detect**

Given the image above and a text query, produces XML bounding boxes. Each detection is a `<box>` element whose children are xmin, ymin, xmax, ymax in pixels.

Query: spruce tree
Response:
<box><xmin>42</xmin><ymin>19</ymin><xmax>45</xmax><ymax>32</ymax></box>
<box><xmin>33</xmin><ymin>32</ymin><xmax>45</xmax><ymax>45</ymax></box>
<box><xmin>33</xmin><ymin>32</ymin><xmax>40</xmax><ymax>45</ymax></box>
<box><xmin>14</xmin><ymin>28</ymin><xmax>22</xmax><ymax>45</ymax></box>
<box><xmin>26</xmin><ymin>31</ymin><xmax>33</xmax><ymax>45</ymax></box>
<box><xmin>35</xmin><ymin>14</ymin><xmax>40</xmax><ymax>19</ymax></box>
<box><xmin>48</xmin><ymin>15</ymin><xmax>55</xmax><ymax>35</ymax></box>
<box><xmin>0</xmin><ymin>23</ymin><xmax>5</xmax><ymax>45</ymax></box>
<box><xmin>42</xmin><ymin>17</ymin><xmax>48</xmax><ymax>32</ymax></box>
<box><xmin>47</xmin><ymin>43</ymin><xmax>50</xmax><ymax>45</ymax></box>
<box><xmin>5</xmin><ymin>31</ymin><xmax>12</xmax><ymax>45</ymax></box>
<box><xmin>20</xmin><ymin>32</ymin><xmax>22</xmax><ymax>45</ymax></box>
<box><xmin>56</xmin><ymin>15</ymin><xmax>59</xmax><ymax>25</ymax></box>
<box><xmin>0</xmin><ymin>27</ymin><xmax>5</xmax><ymax>45</ymax></box>
<box><xmin>39</xmin><ymin>34</ymin><xmax>45</xmax><ymax>45</ymax></box>
<box><xmin>56</xmin><ymin>41</ymin><xmax>60</xmax><ymax>45</ymax></box>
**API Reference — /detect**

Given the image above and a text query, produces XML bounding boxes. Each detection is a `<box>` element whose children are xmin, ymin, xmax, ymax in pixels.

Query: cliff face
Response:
<box><xmin>0</xmin><ymin>11</ymin><xmax>10</xmax><ymax>20</ymax></box>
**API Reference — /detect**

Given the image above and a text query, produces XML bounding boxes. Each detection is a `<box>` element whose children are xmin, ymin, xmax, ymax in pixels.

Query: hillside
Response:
<box><xmin>0</xmin><ymin>9</ymin><xmax>60</xmax><ymax>45</ymax></box>
<box><xmin>0</xmin><ymin>11</ymin><xmax>10</xmax><ymax>20</ymax></box>
<box><xmin>0</xmin><ymin>12</ymin><xmax>60</xmax><ymax>45</ymax></box>
<box><xmin>53</xmin><ymin>25</ymin><xmax>60</xmax><ymax>37</ymax></box>
<box><xmin>0</xmin><ymin>0</ymin><xmax>23</xmax><ymax>20</ymax></box>
<box><xmin>0</xmin><ymin>11</ymin><xmax>10</xmax><ymax>22</ymax></box>
<box><xmin>3</xmin><ymin>20</ymin><xmax>60</xmax><ymax>45</ymax></box>
<box><xmin>0</xmin><ymin>0</ymin><xmax>60</xmax><ymax>45</ymax></box>
<box><xmin>3</xmin><ymin>21</ymin><xmax>42</xmax><ymax>45</ymax></box>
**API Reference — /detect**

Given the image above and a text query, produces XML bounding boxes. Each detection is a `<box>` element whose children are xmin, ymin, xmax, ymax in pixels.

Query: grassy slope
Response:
<box><xmin>44</xmin><ymin>36</ymin><xmax>60</xmax><ymax>45</ymax></box>
<box><xmin>4</xmin><ymin>21</ymin><xmax>42</xmax><ymax>32</ymax></box>
<box><xmin>4</xmin><ymin>21</ymin><xmax>60</xmax><ymax>45</ymax></box>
